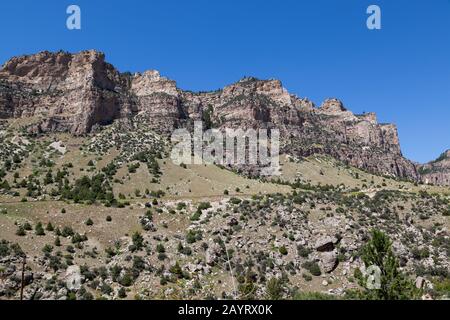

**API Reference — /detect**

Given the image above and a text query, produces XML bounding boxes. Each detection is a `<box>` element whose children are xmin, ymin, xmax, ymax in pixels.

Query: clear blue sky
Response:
<box><xmin>0</xmin><ymin>0</ymin><xmax>449</xmax><ymax>163</ymax></box>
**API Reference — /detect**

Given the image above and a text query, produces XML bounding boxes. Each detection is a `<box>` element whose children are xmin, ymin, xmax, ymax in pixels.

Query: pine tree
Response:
<box><xmin>16</xmin><ymin>226</ymin><xmax>26</xmax><ymax>236</ymax></box>
<box><xmin>46</xmin><ymin>222</ymin><xmax>54</xmax><ymax>232</ymax></box>
<box><xmin>131</xmin><ymin>232</ymin><xmax>144</xmax><ymax>252</ymax></box>
<box><xmin>354</xmin><ymin>229</ymin><xmax>420</xmax><ymax>300</ymax></box>
<box><xmin>35</xmin><ymin>222</ymin><xmax>45</xmax><ymax>236</ymax></box>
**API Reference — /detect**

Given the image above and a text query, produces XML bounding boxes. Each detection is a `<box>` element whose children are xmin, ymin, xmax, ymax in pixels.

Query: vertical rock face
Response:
<box><xmin>131</xmin><ymin>70</ymin><xmax>185</xmax><ymax>133</ymax></box>
<box><xmin>197</xmin><ymin>78</ymin><xmax>417</xmax><ymax>179</ymax></box>
<box><xmin>419</xmin><ymin>150</ymin><xmax>450</xmax><ymax>186</ymax></box>
<box><xmin>0</xmin><ymin>50</ymin><xmax>131</xmax><ymax>135</ymax></box>
<box><xmin>0</xmin><ymin>50</ymin><xmax>423</xmax><ymax>180</ymax></box>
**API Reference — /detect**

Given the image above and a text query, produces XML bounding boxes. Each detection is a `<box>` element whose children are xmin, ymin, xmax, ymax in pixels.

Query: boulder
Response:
<box><xmin>415</xmin><ymin>276</ymin><xmax>425</xmax><ymax>289</ymax></box>
<box><xmin>320</xmin><ymin>251</ymin><xmax>338</xmax><ymax>273</ymax></box>
<box><xmin>65</xmin><ymin>265</ymin><xmax>82</xmax><ymax>291</ymax></box>
<box><xmin>315</xmin><ymin>236</ymin><xmax>337</xmax><ymax>252</ymax></box>
<box><xmin>205</xmin><ymin>242</ymin><xmax>223</xmax><ymax>266</ymax></box>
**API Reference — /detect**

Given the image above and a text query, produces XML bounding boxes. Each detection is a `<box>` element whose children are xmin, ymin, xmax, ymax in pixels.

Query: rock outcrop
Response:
<box><xmin>419</xmin><ymin>150</ymin><xmax>450</xmax><ymax>186</ymax></box>
<box><xmin>0</xmin><ymin>50</ymin><xmax>133</xmax><ymax>135</ymax></box>
<box><xmin>0</xmin><ymin>50</ymin><xmax>421</xmax><ymax>180</ymax></box>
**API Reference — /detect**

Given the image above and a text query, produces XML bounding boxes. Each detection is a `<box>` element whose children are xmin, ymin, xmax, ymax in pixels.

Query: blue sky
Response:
<box><xmin>0</xmin><ymin>0</ymin><xmax>449</xmax><ymax>163</ymax></box>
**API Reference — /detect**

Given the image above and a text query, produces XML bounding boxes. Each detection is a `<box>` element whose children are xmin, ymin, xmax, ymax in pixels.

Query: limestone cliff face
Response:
<box><xmin>0</xmin><ymin>50</ymin><xmax>423</xmax><ymax>180</ymax></box>
<box><xmin>191</xmin><ymin>81</ymin><xmax>417</xmax><ymax>180</ymax></box>
<box><xmin>419</xmin><ymin>150</ymin><xmax>450</xmax><ymax>186</ymax></box>
<box><xmin>131</xmin><ymin>70</ymin><xmax>186</xmax><ymax>133</ymax></box>
<box><xmin>0</xmin><ymin>50</ymin><xmax>131</xmax><ymax>134</ymax></box>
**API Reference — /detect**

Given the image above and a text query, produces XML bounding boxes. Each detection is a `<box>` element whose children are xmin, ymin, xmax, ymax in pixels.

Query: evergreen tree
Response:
<box><xmin>44</xmin><ymin>170</ymin><xmax>54</xmax><ymax>185</ymax></box>
<box><xmin>35</xmin><ymin>222</ymin><xmax>45</xmax><ymax>236</ymax></box>
<box><xmin>353</xmin><ymin>229</ymin><xmax>420</xmax><ymax>300</ymax></box>
<box><xmin>46</xmin><ymin>222</ymin><xmax>54</xmax><ymax>232</ymax></box>
<box><xmin>131</xmin><ymin>232</ymin><xmax>144</xmax><ymax>252</ymax></box>
<box><xmin>16</xmin><ymin>226</ymin><xmax>26</xmax><ymax>236</ymax></box>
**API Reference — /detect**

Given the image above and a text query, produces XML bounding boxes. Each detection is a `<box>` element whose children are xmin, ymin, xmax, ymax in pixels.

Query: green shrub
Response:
<box><xmin>61</xmin><ymin>226</ymin><xmax>74</xmax><ymax>237</ymax></box>
<box><xmin>177</xmin><ymin>202</ymin><xmax>187</xmax><ymax>211</ymax></box>
<box><xmin>266</xmin><ymin>278</ymin><xmax>285</xmax><ymax>300</ymax></box>
<box><xmin>16</xmin><ymin>226</ymin><xmax>26</xmax><ymax>236</ymax></box>
<box><xmin>352</xmin><ymin>229</ymin><xmax>420</xmax><ymax>300</ymax></box>
<box><xmin>186</xmin><ymin>230</ymin><xmax>202</xmax><ymax>244</ymax></box>
<box><xmin>119</xmin><ymin>273</ymin><xmax>134</xmax><ymax>287</ymax></box>
<box><xmin>196</xmin><ymin>202</ymin><xmax>211</xmax><ymax>213</ymax></box>
<box><xmin>131</xmin><ymin>232</ymin><xmax>144</xmax><ymax>252</ymax></box>
<box><xmin>118</xmin><ymin>287</ymin><xmax>127</xmax><ymax>299</ymax></box>
<box><xmin>302</xmin><ymin>261</ymin><xmax>321</xmax><ymax>276</ymax></box>
<box><xmin>190</xmin><ymin>211</ymin><xmax>202</xmax><ymax>221</ymax></box>
<box><xmin>22</xmin><ymin>222</ymin><xmax>32</xmax><ymax>231</ymax></box>
<box><xmin>279</xmin><ymin>246</ymin><xmax>288</xmax><ymax>255</ymax></box>
<box><xmin>42</xmin><ymin>244</ymin><xmax>53</xmax><ymax>254</ymax></box>
<box><xmin>156</xmin><ymin>243</ymin><xmax>166</xmax><ymax>253</ymax></box>
<box><xmin>302</xmin><ymin>273</ymin><xmax>312</xmax><ymax>282</ymax></box>
<box><xmin>297</xmin><ymin>245</ymin><xmax>311</xmax><ymax>258</ymax></box>
<box><xmin>294</xmin><ymin>291</ymin><xmax>338</xmax><ymax>300</ymax></box>
<box><xmin>229</xmin><ymin>198</ymin><xmax>242</xmax><ymax>205</ymax></box>
<box><xmin>35</xmin><ymin>222</ymin><xmax>45</xmax><ymax>236</ymax></box>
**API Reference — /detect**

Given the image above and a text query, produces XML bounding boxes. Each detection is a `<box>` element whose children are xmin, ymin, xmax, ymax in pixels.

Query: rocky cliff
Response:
<box><xmin>0</xmin><ymin>50</ymin><xmax>134</xmax><ymax>134</ymax></box>
<box><xmin>0</xmin><ymin>50</ymin><xmax>421</xmax><ymax>180</ymax></box>
<box><xmin>419</xmin><ymin>150</ymin><xmax>450</xmax><ymax>186</ymax></box>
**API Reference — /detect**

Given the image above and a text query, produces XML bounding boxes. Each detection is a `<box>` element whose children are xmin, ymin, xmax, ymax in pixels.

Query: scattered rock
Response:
<box><xmin>415</xmin><ymin>276</ymin><xmax>425</xmax><ymax>289</ymax></box>
<box><xmin>65</xmin><ymin>266</ymin><xmax>82</xmax><ymax>291</ymax></box>
<box><xmin>315</xmin><ymin>236</ymin><xmax>337</xmax><ymax>252</ymax></box>
<box><xmin>320</xmin><ymin>251</ymin><xmax>338</xmax><ymax>273</ymax></box>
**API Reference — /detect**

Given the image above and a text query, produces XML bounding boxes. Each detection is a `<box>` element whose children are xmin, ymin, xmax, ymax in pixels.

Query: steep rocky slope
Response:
<box><xmin>0</xmin><ymin>50</ymin><xmax>423</xmax><ymax>181</ymax></box>
<box><xmin>0</xmin><ymin>183</ymin><xmax>449</xmax><ymax>300</ymax></box>
<box><xmin>420</xmin><ymin>150</ymin><xmax>450</xmax><ymax>186</ymax></box>
<box><xmin>0</xmin><ymin>99</ymin><xmax>449</xmax><ymax>300</ymax></box>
